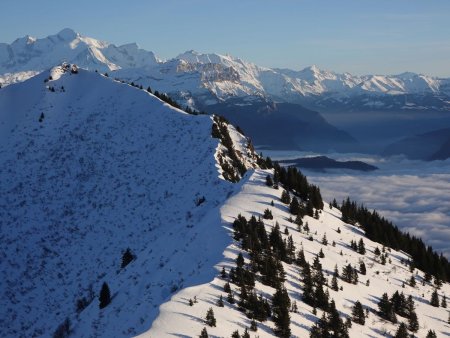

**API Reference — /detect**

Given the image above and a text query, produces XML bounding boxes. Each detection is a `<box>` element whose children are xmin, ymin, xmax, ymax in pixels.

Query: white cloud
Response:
<box><xmin>300</xmin><ymin>156</ymin><xmax>450</xmax><ymax>258</ymax></box>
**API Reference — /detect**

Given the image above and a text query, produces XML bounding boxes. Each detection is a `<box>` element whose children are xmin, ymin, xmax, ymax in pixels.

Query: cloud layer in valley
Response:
<box><xmin>269</xmin><ymin>152</ymin><xmax>450</xmax><ymax>258</ymax></box>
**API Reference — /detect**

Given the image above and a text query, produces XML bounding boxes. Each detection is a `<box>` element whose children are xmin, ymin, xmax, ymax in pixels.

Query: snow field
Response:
<box><xmin>145</xmin><ymin>170</ymin><xmax>449</xmax><ymax>337</ymax></box>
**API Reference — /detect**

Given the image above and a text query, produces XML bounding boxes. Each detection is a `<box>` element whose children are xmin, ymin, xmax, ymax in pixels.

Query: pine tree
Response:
<box><xmin>99</xmin><ymin>282</ymin><xmax>111</xmax><ymax>309</ymax></box>
<box><xmin>359</xmin><ymin>261</ymin><xmax>366</xmax><ymax>275</ymax></box>
<box><xmin>345</xmin><ymin>317</ymin><xmax>352</xmax><ymax>329</ymax></box>
<box><xmin>312</xmin><ymin>256</ymin><xmax>326</xmax><ymax>287</ymax></box>
<box><xmin>281</xmin><ymin>189</ymin><xmax>291</xmax><ymax>204</ymax></box>
<box><xmin>289</xmin><ymin>197</ymin><xmax>300</xmax><ymax>215</ymax></box>
<box><xmin>199</xmin><ymin>327</ymin><xmax>208</xmax><ymax>338</ymax></box>
<box><xmin>352</xmin><ymin>301</ymin><xmax>365</xmax><ymax>325</ymax></box>
<box><xmin>374</xmin><ymin>247</ymin><xmax>381</xmax><ymax>256</ymax></box>
<box><xmin>295</xmin><ymin>214</ymin><xmax>303</xmax><ymax>228</ymax></box>
<box><xmin>301</xmin><ymin>263</ymin><xmax>314</xmax><ymax>305</ymax></box>
<box><xmin>296</xmin><ymin>248</ymin><xmax>306</xmax><ymax>267</ymax></box>
<box><xmin>409</xmin><ymin>275</ymin><xmax>416</xmax><ymax>287</ymax></box>
<box><xmin>318</xmin><ymin>248</ymin><xmax>325</xmax><ymax>258</ymax></box>
<box><xmin>221</xmin><ymin>267</ymin><xmax>227</xmax><ymax>278</ymax></box>
<box><xmin>331</xmin><ymin>273</ymin><xmax>339</xmax><ymax>291</ymax></box>
<box><xmin>352</xmin><ymin>269</ymin><xmax>358</xmax><ymax>285</ymax></box>
<box><xmin>224</xmin><ymin>281</ymin><xmax>231</xmax><ymax>293</ymax></box>
<box><xmin>205</xmin><ymin>307</ymin><xmax>216</xmax><ymax>327</ymax></box>
<box><xmin>394</xmin><ymin>323</ymin><xmax>408</xmax><ymax>338</ymax></box>
<box><xmin>189</xmin><ymin>298</ymin><xmax>194</xmax><ymax>306</ymax></box>
<box><xmin>391</xmin><ymin>291</ymin><xmax>407</xmax><ymax>317</ymax></box>
<box><xmin>231</xmin><ymin>330</ymin><xmax>240</xmax><ymax>338</ymax></box>
<box><xmin>242</xmin><ymin>328</ymin><xmax>250</xmax><ymax>338</ymax></box>
<box><xmin>290</xmin><ymin>300</ymin><xmax>298</xmax><ymax>313</ymax></box>
<box><xmin>238</xmin><ymin>284</ymin><xmax>248</xmax><ymax>309</ymax></box>
<box><xmin>263</xmin><ymin>208</ymin><xmax>273</xmax><ymax>220</ymax></box>
<box><xmin>441</xmin><ymin>295</ymin><xmax>447</xmax><ymax>308</ymax></box>
<box><xmin>306</xmin><ymin>199</ymin><xmax>314</xmax><ymax>217</ymax></box>
<box><xmin>434</xmin><ymin>276</ymin><xmax>442</xmax><ymax>288</ymax></box>
<box><xmin>287</xmin><ymin>235</ymin><xmax>295</xmax><ymax>262</ymax></box>
<box><xmin>357</xmin><ymin>238</ymin><xmax>366</xmax><ymax>255</ymax></box>
<box><xmin>236</xmin><ymin>253</ymin><xmax>245</xmax><ymax>268</ymax></box>
<box><xmin>53</xmin><ymin>317</ymin><xmax>71</xmax><ymax>338</ymax></box>
<box><xmin>314</xmin><ymin>284</ymin><xmax>329</xmax><ymax>311</ymax></box>
<box><xmin>406</xmin><ymin>295</ymin><xmax>415</xmax><ymax>318</ymax></box>
<box><xmin>250</xmin><ymin>318</ymin><xmax>257</xmax><ymax>331</ymax></box>
<box><xmin>408</xmin><ymin>309</ymin><xmax>419</xmax><ymax>333</ymax></box>
<box><xmin>426</xmin><ymin>330</ymin><xmax>437</xmax><ymax>338</ymax></box>
<box><xmin>304</xmin><ymin>222</ymin><xmax>310</xmax><ymax>234</ymax></box>
<box><xmin>227</xmin><ymin>291</ymin><xmax>235</xmax><ymax>304</ymax></box>
<box><xmin>328</xmin><ymin>299</ymin><xmax>346</xmax><ymax>336</ymax></box>
<box><xmin>272</xmin><ymin>287</ymin><xmax>291</xmax><ymax>338</ymax></box>
<box><xmin>266</xmin><ymin>175</ymin><xmax>274</xmax><ymax>187</ymax></box>
<box><xmin>430</xmin><ymin>289</ymin><xmax>440</xmax><ymax>307</ymax></box>
<box><xmin>121</xmin><ymin>248</ymin><xmax>135</xmax><ymax>268</ymax></box>
<box><xmin>378</xmin><ymin>292</ymin><xmax>396</xmax><ymax>323</ymax></box>
<box><xmin>331</xmin><ymin>198</ymin><xmax>338</xmax><ymax>208</ymax></box>
<box><xmin>310</xmin><ymin>312</ymin><xmax>329</xmax><ymax>338</ymax></box>
<box><xmin>321</xmin><ymin>233</ymin><xmax>328</xmax><ymax>246</ymax></box>
<box><xmin>342</xmin><ymin>264</ymin><xmax>354</xmax><ymax>283</ymax></box>
<box><xmin>217</xmin><ymin>295</ymin><xmax>224</xmax><ymax>307</ymax></box>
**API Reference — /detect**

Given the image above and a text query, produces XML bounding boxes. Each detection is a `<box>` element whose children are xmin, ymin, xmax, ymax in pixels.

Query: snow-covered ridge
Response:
<box><xmin>1</xmin><ymin>29</ymin><xmax>449</xmax><ymax>111</ymax></box>
<box><xmin>0</xmin><ymin>65</ymin><xmax>259</xmax><ymax>337</ymax></box>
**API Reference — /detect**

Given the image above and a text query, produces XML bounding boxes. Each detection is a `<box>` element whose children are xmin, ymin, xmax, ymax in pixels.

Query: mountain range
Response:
<box><xmin>1</xmin><ymin>28</ymin><xmax>450</xmax><ymax>113</ymax></box>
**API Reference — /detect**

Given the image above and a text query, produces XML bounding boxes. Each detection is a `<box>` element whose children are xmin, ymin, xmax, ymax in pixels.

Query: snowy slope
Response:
<box><xmin>0</xmin><ymin>65</ymin><xmax>258</xmax><ymax>337</ymax></box>
<box><xmin>1</xmin><ymin>30</ymin><xmax>449</xmax><ymax>111</ymax></box>
<box><xmin>143</xmin><ymin>170</ymin><xmax>450</xmax><ymax>337</ymax></box>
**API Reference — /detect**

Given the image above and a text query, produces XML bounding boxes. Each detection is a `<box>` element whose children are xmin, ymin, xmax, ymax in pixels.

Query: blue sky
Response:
<box><xmin>1</xmin><ymin>0</ymin><xmax>449</xmax><ymax>76</ymax></box>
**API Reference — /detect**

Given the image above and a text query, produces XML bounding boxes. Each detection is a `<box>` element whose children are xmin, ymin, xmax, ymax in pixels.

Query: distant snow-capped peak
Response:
<box><xmin>1</xmin><ymin>29</ymin><xmax>449</xmax><ymax>110</ymax></box>
<box><xmin>0</xmin><ymin>28</ymin><xmax>159</xmax><ymax>74</ymax></box>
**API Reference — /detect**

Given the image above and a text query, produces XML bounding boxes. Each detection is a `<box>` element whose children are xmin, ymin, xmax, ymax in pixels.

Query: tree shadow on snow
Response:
<box><xmin>370</xmin><ymin>326</ymin><xmax>391</xmax><ymax>337</ymax></box>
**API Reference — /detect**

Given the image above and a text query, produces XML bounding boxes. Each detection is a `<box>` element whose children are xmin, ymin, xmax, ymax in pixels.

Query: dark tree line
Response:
<box><xmin>271</xmin><ymin>163</ymin><xmax>323</xmax><ymax>210</ymax></box>
<box><xmin>377</xmin><ymin>291</ymin><xmax>419</xmax><ymax>333</ymax></box>
<box><xmin>230</xmin><ymin>214</ymin><xmax>293</xmax><ymax>336</ymax></box>
<box><xmin>212</xmin><ymin>115</ymin><xmax>247</xmax><ymax>182</ymax></box>
<box><xmin>339</xmin><ymin>197</ymin><xmax>450</xmax><ymax>281</ymax></box>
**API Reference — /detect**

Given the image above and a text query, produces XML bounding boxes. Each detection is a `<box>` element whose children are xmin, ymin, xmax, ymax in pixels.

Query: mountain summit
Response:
<box><xmin>0</xmin><ymin>29</ymin><xmax>158</xmax><ymax>75</ymax></box>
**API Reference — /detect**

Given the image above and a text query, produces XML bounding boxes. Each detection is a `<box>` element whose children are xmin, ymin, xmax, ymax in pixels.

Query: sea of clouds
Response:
<box><xmin>266</xmin><ymin>150</ymin><xmax>450</xmax><ymax>258</ymax></box>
